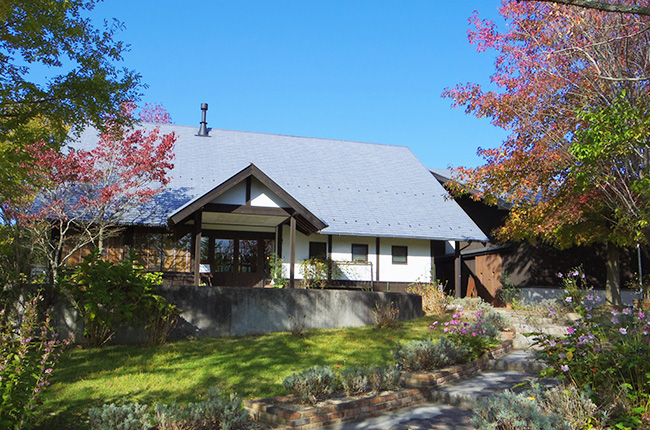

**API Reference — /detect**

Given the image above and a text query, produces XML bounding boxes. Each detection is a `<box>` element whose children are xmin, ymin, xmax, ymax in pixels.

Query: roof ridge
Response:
<box><xmin>144</xmin><ymin>122</ymin><xmax>409</xmax><ymax>150</ymax></box>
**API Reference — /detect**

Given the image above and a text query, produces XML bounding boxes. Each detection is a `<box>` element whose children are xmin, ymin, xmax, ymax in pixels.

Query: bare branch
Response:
<box><xmin>518</xmin><ymin>0</ymin><xmax>650</xmax><ymax>17</ymax></box>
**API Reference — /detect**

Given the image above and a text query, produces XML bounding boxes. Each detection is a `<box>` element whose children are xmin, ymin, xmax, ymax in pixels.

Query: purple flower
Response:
<box><xmin>586</xmin><ymin>294</ymin><xmax>594</xmax><ymax>301</ymax></box>
<box><xmin>567</xmin><ymin>327</ymin><xmax>575</xmax><ymax>334</ymax></box>
<box><xmin>561</xmin><ymin>364</ymin><xmax>569</xmax><ymax>372</ymax></box>
<box><xmin>638</xmin><ymin>312</ymin><xmax>645</xmax><ymax>319</ymax></box>
<box><xmin>611</xmin><ymin>309</ymin><xmax>619</xmax><ymax>316</ymax></box>
<box><xmin>620</xmin><ymin>328</ymin><xmax>628</xmax><ymax>335</ymax></box>
<box><xmin>549</xmin><ymin>308</ymin><xmax>556</xmax><ymax>317</ymax></box>
<box><xmin>443</xmin><ymin>328</ymin><xmax>448</xmax><ymax>333</ymax></box>
<box><xmin>565</xmin><ymin>297</ymin><xmax>573</xmax><ymax>303</ymax></box>
<box><xmin>557</xmin><ymin>272</ymin><xmax>564</xmax><ymax>278</ymax></box>
<box><xmin>611</xmin><ymin>317</ymin><xmax>619</xmax><ymax>324</ymax></box>
<box><xmin>549</xmin><ymin>340</ymin><xmax>557</xmax><ymax>347</ymax></box>
<box><xmin>623</xmin><ymin>308</ymin><xmax>632</xmax><ymax>315</ymax></box>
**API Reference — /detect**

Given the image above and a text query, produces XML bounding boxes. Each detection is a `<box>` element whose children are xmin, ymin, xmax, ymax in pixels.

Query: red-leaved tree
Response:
<box><xmin>14</xmin><ymin>103</ymin><xmax>176</xmax><ymax>282</ymax></box>
<box><xmin>443</xmin><ymin>1</ymin><xmax>650</xmax><ymax>304</ymax></box>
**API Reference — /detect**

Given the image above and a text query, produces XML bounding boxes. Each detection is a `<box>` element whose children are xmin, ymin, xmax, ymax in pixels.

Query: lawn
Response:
<box><xmin>34</xmin><ymin>313</ymin><xmax>447</xmax><ymax>430</ymax></box>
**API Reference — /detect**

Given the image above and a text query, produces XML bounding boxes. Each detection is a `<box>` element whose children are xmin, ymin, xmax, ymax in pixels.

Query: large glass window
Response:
<box><xmin>238</xmin><ymin>239</ymin><xmax>258</xmax><ymax>273</ymax></box>
<box><xmin>134</xmin><ymin>231</ymin><xmax>191</xmax><ymax>272</ymax></box>
<box><xmin>214</xmin><ymin>239</ymin><xmax>234</xmax><ymax>272</ymax></box>
<box><xmin>352</xmin><ymin>244</ymin><xmax>368</xmax><ymax>262</ymax></box>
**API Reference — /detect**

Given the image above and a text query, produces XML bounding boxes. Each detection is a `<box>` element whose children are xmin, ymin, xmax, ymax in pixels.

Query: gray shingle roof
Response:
<box><xmin>76</xmin><ymin>124</ymin><xmax>488</xmax><ymax>242</ymax></box>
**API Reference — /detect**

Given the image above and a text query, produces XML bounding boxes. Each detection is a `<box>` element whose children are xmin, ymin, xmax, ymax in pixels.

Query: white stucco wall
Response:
<box><xmin>211</xmin><ymin>178</ymin><xmax>289</xmax><ymax>208</ymax></box>
<box><xmin>279</xmin><ymin>230</ymin><xmax>432</xmax><ymax>283</ymax></box>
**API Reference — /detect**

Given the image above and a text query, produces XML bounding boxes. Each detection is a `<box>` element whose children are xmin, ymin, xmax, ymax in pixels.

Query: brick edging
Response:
<box><xmin>243</xmin><ymin>340</ymin><xmax>513</xmax><ymax>429</ymax></box>
<box><xmin>401</xmin><ymin>339</ymin><xmax>513</xmax><ymax>388</ymax></box>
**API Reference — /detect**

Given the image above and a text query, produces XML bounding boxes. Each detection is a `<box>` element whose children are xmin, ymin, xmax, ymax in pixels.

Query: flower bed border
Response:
<box><xmin>244</xmin><ymin>340</ymin><xmax>513</xmax><ymax>430</ymax></box>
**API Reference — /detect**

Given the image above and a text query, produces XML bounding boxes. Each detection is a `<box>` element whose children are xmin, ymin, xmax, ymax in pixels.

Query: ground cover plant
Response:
<box><xmin>33</xmin><ymin>313</ymin><xmax>448</xmax><ymax>430</ymax></box>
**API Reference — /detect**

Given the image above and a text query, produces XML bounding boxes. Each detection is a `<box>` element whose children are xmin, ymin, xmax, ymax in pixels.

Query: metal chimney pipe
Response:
<box><xmin>197</xmin><ymin>103</ymin><xmax>209</xmax><ymax>136</ymax></box>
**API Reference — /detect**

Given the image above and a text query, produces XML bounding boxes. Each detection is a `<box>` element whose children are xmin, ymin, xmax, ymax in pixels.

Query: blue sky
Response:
<box><xmin>86</xmin><ymin>0</ymin><xmax>508</xmax><ymax>169</ymax></box>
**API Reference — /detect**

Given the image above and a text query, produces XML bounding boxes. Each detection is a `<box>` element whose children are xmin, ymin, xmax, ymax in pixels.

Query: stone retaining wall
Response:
<box><xmin>244</xmin><ymin>340</ymin><xmax>514</xmax><ymax>429</ymax></box>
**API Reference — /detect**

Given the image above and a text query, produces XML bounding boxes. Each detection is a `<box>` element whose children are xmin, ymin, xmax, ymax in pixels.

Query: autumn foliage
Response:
<box><xmin>443</xmin><ymin>1</ymin><xmax>650</xmax><ymax>249</ymax></box>
<box><xmin>12</xmin><ymin>103</ymin><xmax>176</xmax><ymax>281</ymax></box>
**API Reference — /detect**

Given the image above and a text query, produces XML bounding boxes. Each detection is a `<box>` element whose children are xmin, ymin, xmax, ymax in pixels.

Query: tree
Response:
<box><xmin>518</xmin><ymin>0</ymin><xmax>650</xmax><ymax>16</ymax></box>
<box><xmin>443</xmin><ymin>1</ymin><xmax>650</xmax><ymax>305</ymax></box>
<box><xmin>0</xmin><ymin>0</ymin><xmax>142</xmax><ymax>203</ymax></box>
<box><xmin>12</xmin><ymin>104</ymin><xmax>176</xmax><ymax>282</ymax></box>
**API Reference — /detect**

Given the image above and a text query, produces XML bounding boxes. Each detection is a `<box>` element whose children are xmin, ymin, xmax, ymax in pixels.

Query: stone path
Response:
<box><xmin>323</xmin><ymin>349</ymin><xmax>551</xmax><ymax>430</ymax></box>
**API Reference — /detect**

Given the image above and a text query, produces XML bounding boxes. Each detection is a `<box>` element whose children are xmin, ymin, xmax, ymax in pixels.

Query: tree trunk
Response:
<box><xmin>606</xmin><ymin>242</ymin><xmax>623</xmax><ymax>306</ymax></box>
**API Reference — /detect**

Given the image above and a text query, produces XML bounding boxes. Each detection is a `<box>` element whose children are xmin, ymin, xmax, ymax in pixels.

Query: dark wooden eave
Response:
<box><xmin>168</xmin><ymin>163</ymin><xmax>327</xmax><ymax>235</ymax></box>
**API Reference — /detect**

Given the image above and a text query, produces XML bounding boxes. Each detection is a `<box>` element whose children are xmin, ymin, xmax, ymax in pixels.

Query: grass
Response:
<box><xmin>34</xmin><ymin>313</ymin><xmax>448</xmax><ymax>430</ymax></box>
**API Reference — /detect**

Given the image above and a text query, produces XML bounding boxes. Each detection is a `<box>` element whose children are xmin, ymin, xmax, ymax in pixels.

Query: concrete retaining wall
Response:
<box><xmin>162</xmin><ymin>286</ymin><xmax>424</xmax><ymax>338</ymax></box>
<box><xmin>54</xmin><ymin>286</ymin><xmax>424</xmax><ymax>343</ymax></box>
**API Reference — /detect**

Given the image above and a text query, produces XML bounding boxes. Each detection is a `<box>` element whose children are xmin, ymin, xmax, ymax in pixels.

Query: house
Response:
<box><xmin>429</xmin><ymin>168</ymin><xmax>645</xmax><ymax>304</ymax></box>
<box><xmin>74</xmin><ymin>106</ymin><xmax>488</xmax><ymax>293</ymax></box>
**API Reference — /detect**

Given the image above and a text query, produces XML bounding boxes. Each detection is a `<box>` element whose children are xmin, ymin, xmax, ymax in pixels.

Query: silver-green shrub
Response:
<box><xmin>283</xmin><ymin>366</ymin><xmax>335</xmax><ymax>404</ymax></box>
<box><xmin>154</xmin><ymin>387</ymin><xmax>249</xmax><ymax>430</ymax></box>
<box><xmin>88</xmin><ymin>403</ymin><xmax>152</xmax><ymax>430</ymax></box>
<box><xmin>339</xmin><ymin>368</ymin><xmax>368</xmax><ymax>396</ymax></box>
<box><xmin>472</xmin><ymin>383</ymin><xmax>599</xmax><ymax>430</ymax></box>
<box><xmin>367</xmin><ymin>365</ymin><xmax>401</xmax><ymax>392</ymax></box>
<box><xmin>393</xmin><ymin>337</ymin><xmax>469</xmax><ymax>371</ymax></box>
<box><xmin>480</xmin><ymin>308</ymin><xmax>511</xmax><ymax>338</ymax></box>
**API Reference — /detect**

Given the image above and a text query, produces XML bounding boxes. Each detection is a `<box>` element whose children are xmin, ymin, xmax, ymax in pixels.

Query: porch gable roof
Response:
<box><xmin>168</xmin><ymin>163</ymin><xmax>327</xmax><ymax>235</ymax></box>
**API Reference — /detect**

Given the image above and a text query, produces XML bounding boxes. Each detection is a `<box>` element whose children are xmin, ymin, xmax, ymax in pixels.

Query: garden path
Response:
<box><xmin>323</xmin><ymin>349</ymin><xmax>552</xmax><ymax>430</ymax></box>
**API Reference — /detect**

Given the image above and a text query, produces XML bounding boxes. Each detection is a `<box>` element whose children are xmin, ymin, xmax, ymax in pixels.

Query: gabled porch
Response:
<box><xmin>168</xmin><ymin>163</ymin><xmax>327</xmax><ymax>287</ymax></box>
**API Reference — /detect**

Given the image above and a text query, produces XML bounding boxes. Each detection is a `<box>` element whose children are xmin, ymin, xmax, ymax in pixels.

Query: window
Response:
<box><xmin>352</xmin><ymin>244</ymin><xmax>368</xmax><ymax>262</ymax></box>
<box><xmin>309</xmin><ymin>242</ymin><xmax>327</xmax><ymax>260</ymax></box>
<box><xmin>392</xmin><ymin>246</ymin><xmax>407</xmax><ymax>265</ymax></box>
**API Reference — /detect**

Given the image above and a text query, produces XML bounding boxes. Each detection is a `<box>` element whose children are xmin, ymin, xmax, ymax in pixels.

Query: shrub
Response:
<box><xmin>144</xmin><ymin>294</ymin><xmax>178</xmax><ymax>346</ymax></box>
<box><xmin>299</xmin><ymin>257</ymin><xmax>341</xmax><ymax>289</ymax></box>
<box><xmin>154</xmin><ymin>388</ymin><xmax>249</xmax><ymax>430</ymax></box>
<box><xmin>288</xmin><ymin>314</ymin><xmax>306</xmax><ymax>337</ymax></box>
<box><xmin>472</xmin><ymin>384</ymin><xmax>570</xmax><ymax>430</ymax></box>
<box><xmin>339</xmin><ymin>368</ymin><xmax>368</xmax><ymax>396</ymax></box>
<box><xmin>436</xmin><ymin>310</ymin><xmax>500</xmax><ymax>359</ymax></box>
<box><xmin>372</xmin><ymin>301</ymin><xmax>400</xmax><ymax>328</ymax></box>
<box><xmin>481</xmin><ymin>309</ymin><xmax>511</xmax><ymax>338</ymax></box>
<box><xmin>557</xmin><ymin>267</ymin><xmax>589</xmax><ymax>310</ymax></box>
<box><xmin>447</xmin><ymin>297</ymin><xmax>492</xmax><ymax>313</ymax></box>
<box><xmin>407</xmin><ymin>281</ymin><xmax>448</xmax><ymax>314</ymax></box>
<box><xmin>61</xmin><ymin>249</ymin><xmax>175</xmax><ymax>347</ymax></box>
<box><xmin>393</xmin><ymin>337</ymin><xmax>469</xmax><ymax>371</ymax></box>
<box><xmin>268</xmin><ymin>253</ymin><xmax>287</xmax><ymax>288</ymax></box>
<box><xmin>283</xmin><ymin>366</ymin><xmax>335</xmax><ymax>404</ymax></box>
<box><xmin>367</xmin><ymin>365</ymin><xmax>401</xmax><ymax>392</ymax></box>
<box><xmin>338</xmin><ymin>365</ymin><xmax>401</xmax><ymax>395</ymax></box>
<box><xmin>88</xmin><ymin>403</ymin><xmax>151</xmax><ymax>430</ymax></box>
<box><xmin>471</xmin><ymin>383</ymin><xmax>600</xmax><ymax>430</ymax></box>
<box><xmin>0</xmin><ymin>294</ymin><xmax>70</xmax><ymax>430</ymax></box>
<box><xmin>496</xmin><ymin>272</ymin><xmax>520</xmax><ymax>306</ymax></box>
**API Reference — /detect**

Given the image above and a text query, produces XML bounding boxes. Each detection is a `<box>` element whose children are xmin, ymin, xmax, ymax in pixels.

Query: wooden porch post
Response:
<box><xmin>454</xmin><ymin>241</ymin><xmax>461</xmax><ymax>298</ymax></box>
<box><xmin>192</xmin><ymin>210</ymin><xmax>203</xmax><ymax>286</ymax></box>
<box><xmin>289</xmin><ymin>216</ymin><xmax>296</xmax><ymax>288</ymax></box>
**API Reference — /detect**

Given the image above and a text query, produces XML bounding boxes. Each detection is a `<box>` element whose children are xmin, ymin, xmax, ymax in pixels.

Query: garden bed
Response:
<box><xmin>244</xmin><ymin>340</ymin><xmax>514</xmax><ymax>429</ymax></box>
